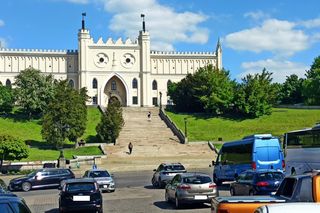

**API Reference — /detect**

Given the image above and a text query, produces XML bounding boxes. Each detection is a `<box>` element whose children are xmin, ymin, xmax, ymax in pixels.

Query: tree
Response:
<box><xmin>235</xmin><ymin>68</ymin><xmax>276</xmax><ymax>117</ymax></box>
<box><xmin>42</xmin><ymin>80</ymin><xmax>88</xmax><ymax>149</ymax></box>
<box><xmin>0</xmin><ymin>85</ymin><xmax>15</xmax><ymax>114</ymax></box>
<box><xmin>96</xmin><ymin>99</ymin><xmax>124</xmax><ymax>144</ymax></box>
<box><xmin>302</xmin><ymin>56</ymin><xmax>320</xmax><ymax>105</ymax></box>
<box><xmin>14</xmin><ymin>68</ymin><xmax>55</xmax><ymax>118</ymax></box>
<box><xmin>280</xmin><ymin>74</ymin><xmax>304</xmax><ymax>104</ymax></box>
<box><xmin>0</xmin><ymin>134</ymin><xmax>29</xmax><ymax>172</ymax></box>
<box><xmin>168</xmin><ymin>65</ymin><xmax>235</xmax><ymax>114</ymax></box>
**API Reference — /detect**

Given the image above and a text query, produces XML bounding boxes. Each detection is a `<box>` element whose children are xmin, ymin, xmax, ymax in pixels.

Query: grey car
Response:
<box><xmin>165</xmin><ymin>173</ymin><xmax>218</xmax><ymax>208</ymax></box>
<box><xmin>152</xmin><ymin>163</ymin><xmax>186</xmax><ymax>188</ymax></box>
<box><xmin>83</xmin><ymin>169</ymin><xmax>115</xmax><ymax>192</ymax></box>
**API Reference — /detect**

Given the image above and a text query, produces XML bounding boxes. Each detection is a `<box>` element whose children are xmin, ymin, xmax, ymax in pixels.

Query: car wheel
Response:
<box><xmin>230</xmin><ymin>187</ymin><xmax>236</xmax><ymax>196</ymax></box>
<box><xmin>175</xmin><ymin>196</ymin><xmax>182</xmax><ymax>209</ymax></box>
<box><xmin>22</xmin><ymin>182</ymin><xmax>31</xmax><ymax>192</ymax></box>
<box><xmin>249</xmin><ymin>190</ymin><xmax>254</xmax><ymax>196</ymax></box>
<box><xmin>165</xmin><ymin>190</ymin><xmax>170</xmax><ymax>203</ymax></box>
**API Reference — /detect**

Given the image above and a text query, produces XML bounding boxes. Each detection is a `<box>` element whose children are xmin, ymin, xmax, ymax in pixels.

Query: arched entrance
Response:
<box><xmin>104</xmin><ymin>76</ymin><xmax>127</xmax><ymax>106</ymax></box>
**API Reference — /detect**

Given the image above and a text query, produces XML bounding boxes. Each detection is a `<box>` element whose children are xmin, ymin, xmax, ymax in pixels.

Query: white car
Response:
<box><xmin>255</xmin><ymin>203</ymin><xmax>320</xmax><ymax>213</ymax></box>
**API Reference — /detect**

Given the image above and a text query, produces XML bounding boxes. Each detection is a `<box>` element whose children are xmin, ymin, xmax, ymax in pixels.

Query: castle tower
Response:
<box><xmin>138</xmin><ymin>15</ymin><xmax>151</xmax><ymax>107</ymax></box>
<box><xmin>216</xmin><ymin>38</ymin><xmax>222</xmax><ymax>70</ymax></box>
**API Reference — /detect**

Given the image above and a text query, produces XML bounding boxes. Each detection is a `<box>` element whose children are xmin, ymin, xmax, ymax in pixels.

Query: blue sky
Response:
<box><xmin>0</xmin><ymin>0</ymin><xmax>319</xmax><ymax>82</ymax></box>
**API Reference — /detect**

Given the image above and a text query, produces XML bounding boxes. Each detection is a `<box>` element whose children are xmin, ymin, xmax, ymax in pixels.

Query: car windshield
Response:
<box><xmin>257</xmin><ymin>172</ymin><xmax>284</xmax><ymax>181</ymax></box>
<box><xmin>164</xmin><ymin>165</ymin><xmax>185</xmax><ymax>171</ymax></box>
<box><xmin>89</xmin><ymin>171</ymin><xmax>110</xmax><ymax>178</ymax></box>
<box><xmin>27</xmin><ymin>171</ymin><xmax>38</xmax><ymax>177</ymax></box>
<box><xmin>183</xmin><ymin>176</ymin><xmax>211</xmax><ymax>184</ymax></box>
<box><xmin>66</xmin><ymin>183</ymin><xmax>95</xmax><ymax>192</ymax></box>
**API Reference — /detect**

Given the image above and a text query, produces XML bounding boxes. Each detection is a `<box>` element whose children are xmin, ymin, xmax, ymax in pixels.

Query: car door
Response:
<box><xmin>168</xmin><ymin>175</ymin><xmax>180</xmax><ymax>199</ymax></box>
<box><xmin>234</xmin><ymin>172</ymin><xmax>246</xmax><ymax>195</ymax></box>
<box><xmin>242</xmin><ymin>172</ymin><xmax>254</xmax><ymax>195</ymax></box>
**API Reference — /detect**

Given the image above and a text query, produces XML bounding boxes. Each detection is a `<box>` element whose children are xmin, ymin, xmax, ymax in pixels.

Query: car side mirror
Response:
<box><xmin>212</xmin><ymin>160</ymin><xmax>216</xmax><ymax>166</ymax></box>
<box><xmin>153</xmin><ymin>169</ymin><xmax>156</xmax><ymax>172</ymax></box>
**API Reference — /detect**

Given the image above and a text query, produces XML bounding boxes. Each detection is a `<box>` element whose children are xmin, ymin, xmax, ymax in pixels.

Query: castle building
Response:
<box><xmin>0</xmin><ymin>18</ymin><xmax>222</xmax><ymax>107</ymax></box>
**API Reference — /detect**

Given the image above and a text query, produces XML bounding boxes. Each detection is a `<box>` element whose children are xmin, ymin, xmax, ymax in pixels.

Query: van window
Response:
<box><xmin>276</xmin><ymin>178</ymin><xmax>296</xmax><ymax>198</ymax></box>
<box><xmin>256</xmin><ymin>146</ymin><xmax>279</xmax><ymax>161</ymax></box>
<box><xmin>221</xmin><ymin>142</ymin><xmax>253</xmax><ymax>164</ymax></box>
<box><xmin>0</xmin><ymin>203</ymin><xmax>14</xmax><ymax>213</ymax></box>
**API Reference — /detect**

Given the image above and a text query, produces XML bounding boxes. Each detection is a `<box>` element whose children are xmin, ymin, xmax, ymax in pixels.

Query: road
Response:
<box><xmin>3</xmin><ymin>168</ymin><xmax>231</xmax><ymax>213</ymax></box>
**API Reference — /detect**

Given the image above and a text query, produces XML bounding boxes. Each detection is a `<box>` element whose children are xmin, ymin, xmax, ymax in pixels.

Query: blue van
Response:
<box><xmin>212</xmin><ymin>134</ymin><xmax>285</xmax><ymax>185</ymax></box>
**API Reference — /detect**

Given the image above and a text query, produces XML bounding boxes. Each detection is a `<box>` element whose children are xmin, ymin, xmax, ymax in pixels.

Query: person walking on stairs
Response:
<box><xmin>128</xmin><ymin>142</ymin><xmax>133</xmax><ymax>154</ymax></box>
<box><xmin>147</xmin><ymin>111</ymin><xmax>151</xmax><ymax>121</ymax></box>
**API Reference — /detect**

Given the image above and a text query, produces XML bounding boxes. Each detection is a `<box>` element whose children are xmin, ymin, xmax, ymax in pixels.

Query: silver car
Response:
<box><xmin>83</xmin><ymin>169</ymin><xmax>115</xmax><ymax>192</ymax></box>
<box><xmin>165</xmin><ymin>173</ymin><xmax>218</xmax><ymax>209</ymax></box>
<box><xmin>152</xmin><ymin>163</ymin><xmax>186</xmax><ymax>188</ymax></box>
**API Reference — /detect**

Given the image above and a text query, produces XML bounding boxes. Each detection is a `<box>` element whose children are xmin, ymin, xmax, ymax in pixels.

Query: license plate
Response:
<box><xmin>73</xmin><ymin>196</ymin><xmax>90</xmax><ymax>201</ymax></box>
<box><xmin>194</xmin><ymin>195</ymin><xmax>207</xmax><ymax>200</ymax></box>
<box><xmin>103</xmin><ymin>185</ymin><xmax>109</xmax><ymax>188</ymax></box>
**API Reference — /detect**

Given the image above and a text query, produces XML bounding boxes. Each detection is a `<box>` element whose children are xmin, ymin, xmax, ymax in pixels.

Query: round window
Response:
<box><xmin>126</xmin><ymin>58</ymin><xmax>131</xmax><ymax>63</ymax></box>
<box><xmin>99</xmin><ymin>57</ymin><xmax>104</xmax><ymax>63</ymax></box>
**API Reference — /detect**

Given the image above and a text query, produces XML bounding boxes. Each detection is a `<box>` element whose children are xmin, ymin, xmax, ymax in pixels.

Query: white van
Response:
<box><xmin>255</xmin><ymin>203</ymin><xmax>320</xmax><ymax>213</ymax></box>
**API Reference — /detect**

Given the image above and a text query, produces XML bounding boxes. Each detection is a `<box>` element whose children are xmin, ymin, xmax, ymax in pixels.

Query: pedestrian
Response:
<box><xmin>147</xmin><ymin>111</ymin><xmax>151</xmax><ymax>121</ymax></box>
<box><xmin>128</xmin><ymin>142</ymin><xmax>133</xmax><ymax>154</ymax></box>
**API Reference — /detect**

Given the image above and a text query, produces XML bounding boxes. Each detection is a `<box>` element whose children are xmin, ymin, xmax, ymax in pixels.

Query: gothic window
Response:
<box><xmin>5</xmin><ymin>79</ymin><xmax>11</xmax><ymax>88</ymax></box>
<box><xmin>152</xmin><ymin>97</ymin><xmax>158</xmax><ymax>106</ymax></box>
<box><xmin>167</xmin><ymin>80</ymin><xmax>172</xmax><ymax>90</ymax></box>
<box><xmin>132</xmin><ymin>78</ymin><xmax>138</xmax><ymax>89</ymax></box>
<box><xmin>132</xmin><ymin>96</ymin><xmax>138</xmax><ymax>105</ymax></box>
<box><xmin>111</xmin><ymin>80</ymin><xmax>117</xmax><ymax>91</ymax></box>
<box><xmin>92</xmin><ymin>96</ymin><xmax>98</xmax><ymax>105</ymax></box>
<box><xmin>152</xmin><ymin>80</ymin><xmax>157</xmax><ymax>90</ymax></box>
<box><xmin>93</xmin><ymin>78</ymin><xmax>98</xmax><ymax>89</ymax></box>
<box><xmin>68</xmin><ymin>79</ymin><xmax>74</xmax><ymax>88</ymax></box>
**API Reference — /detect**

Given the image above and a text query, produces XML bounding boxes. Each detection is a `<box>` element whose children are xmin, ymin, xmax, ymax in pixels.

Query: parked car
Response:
<box><xmin>83</xmin><ymin>169</ymin><xmax>115</xmax><ymax>192</ymax></box>
<box><xmin>230</xmin><ymin>170</ymin><xmax>284</xmax><ymax>196</ymax></box>
<box><xmin>8</xmin><ymin>168</ymin><xmax>75</xmax><ymax>192</ymax></box>
<box><xmin>59</xmin><ymin>178</ymin><xmax>103</xmax><ymax>213</ymax></box>
<box><xmin>152</xmin><ymin>163</ymin><xmax>186</xmax><ymax>188</ymax></box>
<box><xmin>165</xmin><ymin>172</ymin><xmax>218</xmax><ymax>208</ymax></box>
<box><xmin>255</xmin><ymin>203</ymin><xmax>320</xmax><ymax>213</ymax></box>
<box><xmin>0</xmin><ymin>196</ymin><xmax>32</xmax><ymax>213</ymax></box>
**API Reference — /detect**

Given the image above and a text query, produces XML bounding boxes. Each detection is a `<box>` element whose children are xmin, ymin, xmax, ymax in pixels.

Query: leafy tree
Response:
<box><xmin>42</xmin><ymin>80</ymin><xmax>88</xmax><ymax>149</ymax></box>
<box><xmin>0</xmin><ymin>134</ymin><xmax>29</xmax><ymax>172</ymax></box>
<box><xmin>280</xmin><ymin>74</ymin><xmax>304</xmax><ymax>104</ymax></box>
<box><xmin>235</xmin><ymin>68</ymin><xmax>276</xmax><ymax>117</ymax></box>
<box><xmin>168</xmin><ymin>65</ymin><xmax>235</xmax><ymax>114</ymax></box>
<box><xmin>302</xmin><ymin>56</ymin><xmax>320</xmax><ymax>105</ymax></box>
<box><xmin>14</xmin><ymin>68</ymin><xmax>55</xmax><ymax>118</ymax></box>
<box><xmin>0</xmin><ymin>85</ymin><xmax>15</xmax><ymax>114</ymax></box>
<box><xmin>96</xmin><ymin>99</ymin><xmax>124</xmax><ymax>144</ymax></box>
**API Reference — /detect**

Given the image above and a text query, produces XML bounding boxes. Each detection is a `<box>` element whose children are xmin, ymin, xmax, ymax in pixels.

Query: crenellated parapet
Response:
<box><xmin>91</xmin><ymin>37</ymin><xmax>138</xmax><ymax>47</ymax></box>
<box><xmin>0</xmin><ymin>48</ymin><xmax>78</xmax><ymax>54</ymax></box>
<box><xmin>151</xmin><ymin>50</ymin><xmax>215</xmax><ymax>56</ymax></box>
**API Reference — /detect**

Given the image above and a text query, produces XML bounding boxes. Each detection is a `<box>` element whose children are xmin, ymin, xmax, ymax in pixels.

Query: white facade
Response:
<box><xmin>0</xmin><ymin>27</ymin><xmax>222</xmax><ymax>107</ymax></box>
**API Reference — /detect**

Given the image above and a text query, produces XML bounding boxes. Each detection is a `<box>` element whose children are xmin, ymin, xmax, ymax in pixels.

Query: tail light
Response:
<box><xmin>282</xmin><ymin>160</ymin><xmax>285</xmax><ymax>169</ymax></box>
<box><xmin>177</xmin><ymin>184</ymin><xmax>191</xmax><ymax>190</ymax></box>
<box><xmin>256</xmin><ymin>181</ymin><xmax>269</xmax><ymax>187</ymax></box>
<box><xmin>218</xmin><ymin>210</ymin><xmax>229</xmax><ymax>213</ymax></box>
<box><xmin>252</xmin><ymin>162</ymin><xmax>257</xmax><ymax>170</ymax></box>
<box><xmin>209</xmin><ymin>183</ymin><xmax>216</xmax><ymax>189</ymax></box>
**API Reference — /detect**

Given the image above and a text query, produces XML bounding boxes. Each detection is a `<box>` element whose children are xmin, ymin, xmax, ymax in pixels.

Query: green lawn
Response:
<box><xmin>0</xmin><ymin>107</ymin><xmax>103</xmax><ymax>161</ymax></box>
<box><xmin>166</xmin><ymin>108</ymin><xmax>320</xmax><ymax>142</ymax></box>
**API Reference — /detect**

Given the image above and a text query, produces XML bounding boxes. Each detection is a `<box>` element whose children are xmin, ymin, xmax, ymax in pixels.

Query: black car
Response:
<box><xmin>0</xmin><ymin>196</ymin><xmax>32</xmax><ymax>213</ymax></box>
<box><xmin>230</xmin><ymin>170</ymin><xmax>285</xmax><ymax>196</ymax></box>
<box><xmin>9</xmin><ymin>168</ymin><xmax>75</xmax><ymax>192</ymax></box>
<box><xmin>59</xmin><ymin>178</ymin><xmax>103</xmax><ymax>213</ymax></box>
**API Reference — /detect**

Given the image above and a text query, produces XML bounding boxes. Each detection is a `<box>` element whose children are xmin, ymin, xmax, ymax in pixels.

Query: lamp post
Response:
<box><xmin>159</xmin><ymin>92</ymin><xmax>162</xmax><ymax>110</ymax></box>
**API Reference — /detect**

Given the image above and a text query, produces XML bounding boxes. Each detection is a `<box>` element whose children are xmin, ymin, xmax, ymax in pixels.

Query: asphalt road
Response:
<box><xmin>3</xmin><ymin>168</ymin><xmax>231</xmax><ymax>213</ymax></box>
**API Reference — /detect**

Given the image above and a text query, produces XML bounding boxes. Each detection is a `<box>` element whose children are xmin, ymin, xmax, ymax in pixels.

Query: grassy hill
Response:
<box><xmin>166</xmin><ymin>108</ymin><xmax>320</xmax><ymax>142</ymax></box>
<box><xmin>0</xmin><ymin>107</ymin><xmax>102</xmax><ymax>161</ymax></box>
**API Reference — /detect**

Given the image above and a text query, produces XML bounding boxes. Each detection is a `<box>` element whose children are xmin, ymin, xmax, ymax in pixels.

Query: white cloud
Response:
<box><xmin>0</xmin><ymin>19</ymin><xmax>4</xmax><ymax>27</ymax></box>
<box><xmin>65</xmin><ymin>0</ymin><xmax>88</xmax><ymax>4</ymax></box>
<box><xmin>244</xmin><ymin>10</ymin><xmax>270</xmax><ymax>21</ymax></box>
<box><xmin>299</xmin><ymin>18</ymin><xmax>320</xmax><ymax>28</ymax></box>
<box><xmin>224</xmin><ymin>19</ymin><xmax>309</xmax><ymax>56</ymax></box>
<box><xmin>0</xmin><ymin>38</ymin><xmax>7</xmax><ymax>48</ymax></box>
<box><xmin>98</xmin><ymin>0</ymin><xmax>209</xmax><ymax>51</ymax></box>
<box><xmin>239</xmin><ymin>59</ymin><xmax>308</xmax><ymax>83</ymax></box>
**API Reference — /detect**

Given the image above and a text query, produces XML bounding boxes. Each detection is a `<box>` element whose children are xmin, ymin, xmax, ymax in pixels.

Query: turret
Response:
<box><xmin>216</xmin><ymin>38</ymin><xmax>222</xmax><ymax>70</ymax></box>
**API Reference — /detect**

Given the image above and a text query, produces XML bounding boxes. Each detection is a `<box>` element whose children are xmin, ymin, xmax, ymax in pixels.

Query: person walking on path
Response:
<box><xmin>128</xmin><ymin>142</ymin><xmax>133</xmax><ymax>155</ymax></box>
<box><xmin>147</xmin><ymin>111</ymin><xmax>151</xmax><ymax>121</ymax></box>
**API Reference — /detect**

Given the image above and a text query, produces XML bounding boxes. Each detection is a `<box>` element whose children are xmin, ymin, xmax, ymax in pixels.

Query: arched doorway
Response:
<box><xmin>104</xmin><ymin>76</ymin><xmax>127</xmax><ymax>106</ymax></box>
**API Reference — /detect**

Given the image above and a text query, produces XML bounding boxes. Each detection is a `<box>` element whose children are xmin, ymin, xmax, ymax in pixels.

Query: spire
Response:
<box><xmin>82</xmin><ymin>12</ymin><xmax>86</xmax><ymax>30</ymax></box>
<box><xmin>216</xmin><ymin>37</ymin><xmax>221</xmax><ymax>52</ymax></box>
<box><xmin>141</xmin><ymin>14</ymin><xmax>146</xmax><ymax>32</ymax></box>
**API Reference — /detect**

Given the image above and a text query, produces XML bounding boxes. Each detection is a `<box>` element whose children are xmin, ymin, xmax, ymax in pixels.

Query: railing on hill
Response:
<box><xmin>159</xmin><ymin>108</ymin><xmax>187</xmax><ymax>144</ymax></box>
